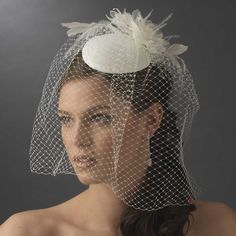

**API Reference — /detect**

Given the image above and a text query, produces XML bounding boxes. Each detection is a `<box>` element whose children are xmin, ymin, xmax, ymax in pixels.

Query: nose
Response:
<box><xmin>73</xmin><ymin>123</ymin><xmax>93</xmax><ymax>148</ymax></box>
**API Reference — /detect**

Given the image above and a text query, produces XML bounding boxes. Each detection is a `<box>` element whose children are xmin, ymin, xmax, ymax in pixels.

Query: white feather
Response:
<box><xmin>61</xmin><ymin>22</ymin><xmax>96</xmax><ymax>36</ymax></box>
<box><xmin>166</xmin><ymin>44</ymin><xmax>188</xmax><ymax>56</ymax></box>
<box><xmin>105</xmin><ymin>8</ymin><xmax>177</xmax><ymax>57</ymax></box>
<box><xmin>105</xmin><ymin>8</ymin><xmax>190</xmax><ymax>59</ymax></box>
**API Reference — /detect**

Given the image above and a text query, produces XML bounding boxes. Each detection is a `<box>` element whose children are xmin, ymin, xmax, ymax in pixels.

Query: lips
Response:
<box><xmin>72</xmin><ymin>155</ymin><xmax>97</xmax><ymax>169</ymax></box>
<box><xmin>73</xmin><ymin>155</ymin><xmax>96</xmax><ymax>162</ymax></box>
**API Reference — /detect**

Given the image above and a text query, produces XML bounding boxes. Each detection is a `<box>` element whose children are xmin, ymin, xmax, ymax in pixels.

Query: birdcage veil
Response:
<box><xmin>29</xmin><ymin>8</ymin><xmax>200</xmax><ymax>210</ymax></box>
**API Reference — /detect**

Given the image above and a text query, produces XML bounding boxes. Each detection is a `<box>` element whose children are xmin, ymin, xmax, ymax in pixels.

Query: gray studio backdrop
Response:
<box><xmin>0</xmin><ymin>0</ymin><xmax>235</xmax><ymax>224</ymax></box>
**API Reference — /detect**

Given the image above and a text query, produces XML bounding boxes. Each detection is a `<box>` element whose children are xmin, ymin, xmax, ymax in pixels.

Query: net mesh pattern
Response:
<box><xmin>29</xmin><ymin>9</ymin><xmax>200</xmax><ymax>211</ymax></box>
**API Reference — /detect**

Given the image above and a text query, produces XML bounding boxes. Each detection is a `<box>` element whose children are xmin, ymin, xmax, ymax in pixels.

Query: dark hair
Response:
<box><xmin>58</xmin><ymin>52</ymin><xmax>197</xmax><ymax>236</ymax></box>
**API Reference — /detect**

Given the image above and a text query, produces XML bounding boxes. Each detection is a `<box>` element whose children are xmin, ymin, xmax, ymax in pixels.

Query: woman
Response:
<box><xmin>1</xmin><ymin>8</ymin><xmax>236</xmax><ymax>236</ymax></box>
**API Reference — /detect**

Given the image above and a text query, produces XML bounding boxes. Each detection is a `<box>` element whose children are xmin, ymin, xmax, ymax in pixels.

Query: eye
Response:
<box><xmin>58</xmin><ymin>115</ymin><xmax>73</xmax><ymax>126</ymax></box>
<box><xmin>89</xmin><ymin>113</ymin><xmax>112</xmax><ymax>123</ymax></box>
<box><xmin>58</xmin><ymin>114</ymin><xmax>112</xmax><ymax>126</ymax></box>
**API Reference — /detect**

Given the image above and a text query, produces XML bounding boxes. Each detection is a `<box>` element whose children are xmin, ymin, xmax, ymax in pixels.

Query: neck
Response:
<box><xmin>68</xmin><ymin>183</ymin><xmax>127</xmax><ymax>234</ymax></box>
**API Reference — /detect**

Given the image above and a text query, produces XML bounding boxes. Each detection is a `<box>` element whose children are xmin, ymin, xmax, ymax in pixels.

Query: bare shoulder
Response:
<box><xmin>211</xmin><ymin>201</ymin><xmax>236</xmax><ymax>235</ymax></box>
<box><xmin>196</xmin><ymin>200</ymin><xmax>236</xmax><ymax>236</ymax></box>
<box><xmin>0</xmin><ymin>211</ymin><xmax>37</xmax><ymax>236</ymax></box>
<box><xmin>0</xmin><ymin>209</ymin><xmax>56</xmax><ymax>236</ymax></box>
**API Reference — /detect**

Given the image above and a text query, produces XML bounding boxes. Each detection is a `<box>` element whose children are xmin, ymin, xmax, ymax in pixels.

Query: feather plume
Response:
<box><xmin>61</xmin><ymin>22</ymin><xmax>96</xmax><ymax>36</ymax></box>
<box><xmin>105</xmin><ymin>8</ymin><xmax>188</xmax><ymax>57</ymax></box>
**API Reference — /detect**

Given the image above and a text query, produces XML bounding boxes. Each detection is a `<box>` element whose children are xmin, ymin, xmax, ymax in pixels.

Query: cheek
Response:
<box><xmin>61</xmin><ymin>128</ymin><xmax>71</xmax><ymax>150</ymax></box>
<box><xmin>93</xmin><ymin>128</ymin><xmax>113</xmax><ymax>153</ymax></box>
<box><xmin>115</xmin><ymin>120</ymin><xmax>148</xmax><ymax>189</ymax></box>
<box><xmin>61</xmin><ymin>126</ymin><xmax>113</xmax><ymax>153</ymax></box>
<box><xmin>119</xmin><ymin>117</ymin><xmax>146</xmax><ymax>163</ymax></box>
<box><xmin>122</xmin><ymin>127</ymin><xmax>142</xmax><ymax>154</ymax></box>
<box><xmin>124</xmin><ymin>117</ymin><xmax>144</xmax><ymax>146</ymax></box>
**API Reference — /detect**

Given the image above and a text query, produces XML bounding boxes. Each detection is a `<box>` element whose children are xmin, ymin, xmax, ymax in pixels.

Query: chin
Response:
<box><xmin>76</xmin><ymin>171</ymin><xmax>101</xmax><ymax>185</ymax></box>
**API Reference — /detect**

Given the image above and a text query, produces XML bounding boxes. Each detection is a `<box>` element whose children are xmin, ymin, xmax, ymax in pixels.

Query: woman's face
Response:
<box><xmin>58</xmin><ymin>76</ymin><xmax>157</xmax><ymax>192</ymax></box>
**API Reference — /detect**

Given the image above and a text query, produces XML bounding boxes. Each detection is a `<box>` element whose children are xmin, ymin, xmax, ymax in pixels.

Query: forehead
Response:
<box><xmin>60</xmin><ymin>76</ymin><xmax>110</xmax><ymax>98</ymax></box>
<box><xmin>58</xmin><ymin>77</ymin><xmax>112</xmax><ymax>113</ymax></box>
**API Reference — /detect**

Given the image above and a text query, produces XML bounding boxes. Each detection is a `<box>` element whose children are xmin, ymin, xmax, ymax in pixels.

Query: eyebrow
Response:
<box><xmin>58</xmin><ymin>104</ymin><xmax>111</xmax><ymax>116</ymax></box>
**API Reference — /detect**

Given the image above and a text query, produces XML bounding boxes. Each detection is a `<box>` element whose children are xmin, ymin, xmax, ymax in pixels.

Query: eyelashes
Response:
<box><xmin>58</xmin><ymin>113</ymin><xmax>112</xmax><ymax>126</ymax></box>
<box><xmin>58</xmin><ymin>115</ymin><xmax>72</xmax><ymax>125</ymax></box>
<box><xmin>90</xmin><ymin>114</ymin><xmax>112</xmax><ymax>123</ymax></box>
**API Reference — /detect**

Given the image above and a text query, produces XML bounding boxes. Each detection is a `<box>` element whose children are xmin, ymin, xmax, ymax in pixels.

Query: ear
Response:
<box><xmin>145</xmin><ymin>102</ymin><xmax>164</xmax><ymax>137</ymax></box>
